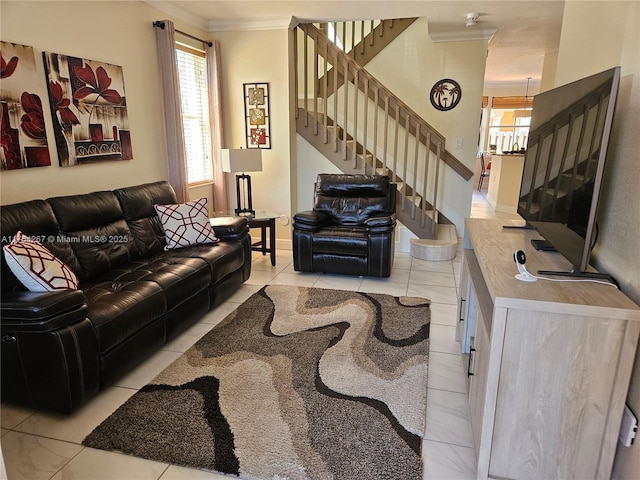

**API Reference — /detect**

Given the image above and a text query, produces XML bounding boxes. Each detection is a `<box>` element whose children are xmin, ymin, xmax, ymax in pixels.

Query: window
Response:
<box><xmin>486</xmin><ymin>96</ymin><xmax>531</xmax><ymax>154</ymax></box>
<box><xmin>175</xmin><ymin>46</ymin><xmax>212</xmax><ymax>185</ymax></box>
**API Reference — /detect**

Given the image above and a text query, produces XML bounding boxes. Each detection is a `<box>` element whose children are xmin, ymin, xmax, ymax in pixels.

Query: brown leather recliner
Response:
<box><xmin>293</xmin><ymin>174</ymin><xmax>397</xmax><ymax>277</ymax></box>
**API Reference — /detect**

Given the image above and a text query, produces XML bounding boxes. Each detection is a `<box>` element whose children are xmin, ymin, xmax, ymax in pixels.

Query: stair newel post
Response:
<box><xmin>352</xmin><ymin>69</ymin><xmax>359</xmax><ymax>169</ymax></box>
<box><xmin>303</xmin><ymin>28</ymin><xmax>309</xmax><ymax>127</ymax></box>
<box><xmin>343</xmin><ymin>59</ymin><xmax>349</xmax><ymax>161</ymax></box>
<box><xmin>323</xmin><ymin>41</ymin><xmax>329</xmax><ymax>144</ymax></box>
<box><xmin>422</xmin><ymin>132</ymin><xmax>431</xmax><ymax>228</ymax></box>
<box><xmin>313</xmin><ymin>32</ymin><xmax>319</xmax><ymax>136</ymax></box>
<box><xmin>373</xmin><ymin>87</ymin><xmax>379</xmax><ymax>173</ymax></box>
<box><xmin>432</xmin><ymin>141</ymin><xmax>442</xmax><ymax>236</ymax></box>
<box><xmin>294</xmin><ymin>27</ymin><xmax>299</xmax><ymax>120</ymax></box>
<box><xmin>350</xmin><ymin>21</ymin><xmax>355</xmax><ymax>56</ymax></box>
<box><xmin>402</xmin><ymin>112</ymin><xmax>411</xmax><ymax>211</ymax></box>
<box><xmin>393</xmin><ymin>104</ymin><xmax>400</xmax><ymax>183</ymax></box>
<box><xmin>363</xmin><ymin>77</ymin><xmax>369</xmax><ymax>170</ymax></box>
<box><xmin>333</xmin><ymin>51</ymin><xmax>339</xmax><ymax>152</ymax></box>
<box><xmin>382</xmin><ymin>95</ymin><xmax>389</xmax><ymax>175</ymax></box>
<box><xmin>342</xmin><ymin>22</ymin><xmax>346</xmax><ymax>53</ymax></box>
<box><xmin>412</xmin><ymin>122</ymin><xmax>420</xmax><ymax>219</ymax></box>
<box><xmin>370</xmin><ymin>20</ymin><xmax>375</xmax><ymax>46</ymax></box>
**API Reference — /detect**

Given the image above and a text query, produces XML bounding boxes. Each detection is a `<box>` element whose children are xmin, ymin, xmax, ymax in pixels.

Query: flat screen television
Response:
<box><xmin>515</xmin><ymin>66</ymin><xmax>621</xmax><ymax>280</ymax></box>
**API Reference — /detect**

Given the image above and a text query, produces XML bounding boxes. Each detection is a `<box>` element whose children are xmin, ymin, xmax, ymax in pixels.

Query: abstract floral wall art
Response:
<box><xmin>244</xmin><ymin>82</ymin><xmax>271</xmax><ymax>149</ymax></box>
<box><xmin>1</xmin><ymin>41</ymin><xmax>52</xmax><ymax>170</ymax></box>
<box><xmin>43</xmin><ymin>52</ymin><xmax>133</xmax><ymax>166</ymax></box>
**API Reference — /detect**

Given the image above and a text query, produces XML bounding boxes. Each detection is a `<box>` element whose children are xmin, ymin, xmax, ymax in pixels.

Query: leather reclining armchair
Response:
<box><xmin>293</xmin><ymin>174</ymin><xmax>397</xmax><ymax>277</ymax></box>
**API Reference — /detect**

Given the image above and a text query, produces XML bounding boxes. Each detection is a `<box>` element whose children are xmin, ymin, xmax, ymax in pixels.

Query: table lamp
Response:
<box><xmin>221</xmin><ymin>148</ymin><xmax>263</xmax><ymax>216</ymax></box>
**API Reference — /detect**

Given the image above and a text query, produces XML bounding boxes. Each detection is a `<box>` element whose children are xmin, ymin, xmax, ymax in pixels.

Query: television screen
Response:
<box><xmin>517</xmin><ymin>66</ymin><xmax>621</xmax><ymax>274</ymax></box>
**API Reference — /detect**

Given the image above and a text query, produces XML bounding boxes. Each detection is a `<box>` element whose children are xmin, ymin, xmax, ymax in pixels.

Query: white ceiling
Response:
<box><xmin>148</xmin><ymin>0</ymin><xmax>565</xmax><ymax>88</ymax></box>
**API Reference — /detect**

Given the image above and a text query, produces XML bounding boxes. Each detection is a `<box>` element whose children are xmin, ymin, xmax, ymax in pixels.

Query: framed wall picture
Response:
<box><xmin>43</xmin><ymin>52</ymin><xmax>133</xmax><ymax>166</ymax></box>
<box><xmin>1</xmin><ymin>41</ymin><xmax>52</xmax><ymax>170</ymax></box>
<box><xmin>244</xmin><ymin>82</ymin><xmax>271</xmax><ymax>149</ymax></box>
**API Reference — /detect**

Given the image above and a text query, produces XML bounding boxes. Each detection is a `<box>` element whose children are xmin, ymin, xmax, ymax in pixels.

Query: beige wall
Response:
<box><xmin>365</xmin><ymin>18</ymin><xmax>488</xmax><ymax>234</ymax></box>
<box><xmin>540</xmin><ymin>51</ymin><xmax>559</xmax><ymax>93</ymax></box>
<box><xmin>556</xmin><ymin>2</ymin><xmax>640</xmax><ymax>478</ymax></box>
<box><xmin>213</xmin><ymin>28</ymin><xmax>293</xmax><ymax>240</ymax></box>
<box><xmin>0</xmin><ymin>1</ymin><xmax>181</xmax><ymax>203</ymax></box>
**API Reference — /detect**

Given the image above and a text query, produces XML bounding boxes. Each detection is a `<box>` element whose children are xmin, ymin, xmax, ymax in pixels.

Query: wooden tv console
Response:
<box><xmin>457</xmin><ymin>218</ymin><xmax>640</xmax><ymax>479</ymax></box>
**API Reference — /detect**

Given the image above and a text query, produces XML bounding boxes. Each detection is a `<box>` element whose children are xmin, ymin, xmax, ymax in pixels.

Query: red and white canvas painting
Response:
<box><xmin>1</xmin><ymin>41</ymin><xmax>52</xmax><ymax>170</ymax></box>
<box><xmin>43</xmin><ymin>52</ymin><xmax>133</xmax><ymax>166</ymax></box>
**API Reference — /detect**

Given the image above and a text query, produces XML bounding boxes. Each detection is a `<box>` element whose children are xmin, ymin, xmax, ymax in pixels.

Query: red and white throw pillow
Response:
<box><xmin>154</xmin><ymin>197</ymin><xmax>219</xmax><ymax>250</ymax></box>
<box><xmin>3</xmin><ymin>231</ymin><xmax>79</xmax><ymax>291</ymax></box>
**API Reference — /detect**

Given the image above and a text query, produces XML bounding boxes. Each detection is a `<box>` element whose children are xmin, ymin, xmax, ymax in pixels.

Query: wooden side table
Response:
<box><xmin>212</xmin><ymin>210</ymin><xmax>278</xmax><ymax>266</ymax></box>
<box><xmin>247</xmin><ymin>213</ymin><xmax>277</xmax><ymax>266</ymax></box>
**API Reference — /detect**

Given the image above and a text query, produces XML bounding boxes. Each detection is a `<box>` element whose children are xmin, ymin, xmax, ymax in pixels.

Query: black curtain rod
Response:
<box><xmin>153</xmin><ymin>21</ymin><xmax>213</xmax><ymax>47</ymax></box>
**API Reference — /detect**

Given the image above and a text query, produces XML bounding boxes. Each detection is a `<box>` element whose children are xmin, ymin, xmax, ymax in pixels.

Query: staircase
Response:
<box><xmin>294</xmin><ymin>21</ymin><xmax>473</xmax><ymax>249</ymax></box>
<box><xmin>316</xmin><ymin>19</ymin><xmax>418</xmax><ymax>98</ymax></box>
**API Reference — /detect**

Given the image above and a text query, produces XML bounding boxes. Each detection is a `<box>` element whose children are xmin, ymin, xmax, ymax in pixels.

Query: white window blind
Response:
<box><xmin>176</xmin><ymin>47</ymin><xmax>213</xmax><ymax>185</ymax></box>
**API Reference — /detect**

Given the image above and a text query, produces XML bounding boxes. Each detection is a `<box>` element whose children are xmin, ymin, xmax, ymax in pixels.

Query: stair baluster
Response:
<box><xmin>295</xmin><ymin>21</ymin><xmax>473</xmax><ymax>239</ymax></box>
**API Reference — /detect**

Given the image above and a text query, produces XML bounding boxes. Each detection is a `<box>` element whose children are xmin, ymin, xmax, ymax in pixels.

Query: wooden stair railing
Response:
<box><xmin>294</xmin><ymin>22</ymin><xmax>473</xmax><ymax>238</ymax></box>
<box><xmin>316</xmin><ymin>18</ymin><xmax>418</xmax><ymax>98</ymax></box>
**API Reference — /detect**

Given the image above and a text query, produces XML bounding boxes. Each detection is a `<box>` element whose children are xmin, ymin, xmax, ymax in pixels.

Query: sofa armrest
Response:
<box><xmin>364</xmin><ymin>214</ymin><xmax>397</xmax><ymax>233</ymax></box>
<box><xmin>1</xmin><ymin>289</ymin><xmax>99</xmax><ymax>413</ymax></box>
<box><xmin>1</xmin><ymin>289</ymin><xmax>89</xmax><ymax>332</ymax></box>
<box><xmin>210</xmin><ymin>216</ymin><xmax>249</xmax><ymax>241</ymax></box>
<box><xmin>293</xmin><ymin>210</ymin><xmax>331</xmax><ymax>231</ymax></box>
<box><xmin>364</xmin><ymin>214</ymin><xmax>396</xmax><ymax>228</ymax></box>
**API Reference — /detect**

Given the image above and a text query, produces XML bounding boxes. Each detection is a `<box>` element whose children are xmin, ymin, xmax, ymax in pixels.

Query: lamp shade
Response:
<box><xmin>221</xmin><ymin>149</ymin><xmax>262</xmax><ymax>173</ymax></box>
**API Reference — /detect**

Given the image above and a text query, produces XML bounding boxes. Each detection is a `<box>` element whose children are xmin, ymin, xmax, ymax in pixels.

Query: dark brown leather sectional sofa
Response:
<box><xmin>1</xmin><ymin>181</ymin><xmax>251</xmax><ymax>413</ymax></box>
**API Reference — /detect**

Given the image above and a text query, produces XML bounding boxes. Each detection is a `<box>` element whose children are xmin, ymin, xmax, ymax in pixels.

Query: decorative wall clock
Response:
<box><xmin>244</xmin><ymin>82</ymin><xmax>271</xmax><ymax>149</ymax></box>
<box><xmin>430</xmin><ymin>79</ymin><xmax>462</xmax><ymax>111</ymax></box>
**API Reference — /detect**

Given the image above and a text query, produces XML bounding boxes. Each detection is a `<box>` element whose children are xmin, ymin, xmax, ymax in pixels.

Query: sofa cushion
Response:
<box><xmin>312</xmin><ymin>227</ymin><xmax>369</xmax><ymax>256</ymax></box>
<box><xmin>48</xmin><ymin>191</ymin><xmax>137</xmax><ymax>282</ymax></box>
<box><xmin>314</xmin><ymin>174</ymin><xmax>392</xmax><ymax>225</ymax></box>
<box><xmin>114</xmin><ymin>181</ymin><xmax>178</xmax><ymax>258</ymax></box>
<box><xmin>154</xmin><ymin>198</ymin><xmax>219</xmax><ymax>250</ymax></box>
<box><xmin>3</xmin><ymin>232</ymin><xmax>79</xmax><ymax>291</ymax></box>
<box><xmin>166</xmin><ymin>241</ymin><xmax>245</xmax><ymax>284</ymax></box>
<box><xmin>81</xmin><ymin>280</ymin><xmax>166</xmax><ymax>354</ymax></box>
<box><xmin>94</xmin><ymin>256</ymin><xmax>210</xmax><ymax>312</ymax></box>
<box><xmin>1</xmin><ymin>200</ymin><xmax>81</xmax><ymax>291</ymax></box>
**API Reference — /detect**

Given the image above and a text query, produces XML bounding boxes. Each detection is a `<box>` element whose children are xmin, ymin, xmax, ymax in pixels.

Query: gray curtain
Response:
<box><xmin>206</xmin><ymin>40</ymin><xmax>229</xmax><ymax>212</ymax></box>
<box><xmin>155</xmin><ymin>19</ymin><xmax>188</xmax><ymax>203</ymax></box>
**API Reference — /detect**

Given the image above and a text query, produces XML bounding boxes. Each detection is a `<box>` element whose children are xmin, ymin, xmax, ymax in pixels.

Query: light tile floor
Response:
<box><xmin>1</xmin><ymin>191</ymin><xmax>518</xmax><ymax>480</ymax></box>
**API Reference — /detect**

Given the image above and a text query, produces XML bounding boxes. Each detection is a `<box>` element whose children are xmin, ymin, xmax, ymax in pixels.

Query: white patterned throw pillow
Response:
<box><xmin>154</xmin><ymin>197</ymin><xmax>219</xmax><ymax>250</ymax></box>
<box><xmin>3</xmin><ymin>231</ymin><xmax>79</xmax><ymax>291</ymax></box>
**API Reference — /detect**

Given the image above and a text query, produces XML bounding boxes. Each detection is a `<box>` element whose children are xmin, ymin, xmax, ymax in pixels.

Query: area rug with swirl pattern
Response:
<box><xmin>83</xmin><ymin>285</ymin><xmax>430</xmax><ymax>479</ymax></box>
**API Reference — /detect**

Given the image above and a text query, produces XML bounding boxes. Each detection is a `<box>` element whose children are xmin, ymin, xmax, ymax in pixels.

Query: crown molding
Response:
<box><xmin>145</xmin><ymin>1</ymin><xmax>209</xmax><ymax>31</ymax></box>
<box><xmin>208</xmin><ymin>17</ymin><xmax>293</xmax><ymax>32</ymax></box>
<box><xmin>145</xmin><ymin>1</ymin><xmax>292</xmax><ymax>32</ymax></box>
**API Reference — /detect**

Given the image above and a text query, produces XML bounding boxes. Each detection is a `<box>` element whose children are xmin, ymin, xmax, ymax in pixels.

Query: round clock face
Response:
<box><xmin>430</xmin><ymin>79</ymin><xmax>462</xmax><ymax>111</ymax></box>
